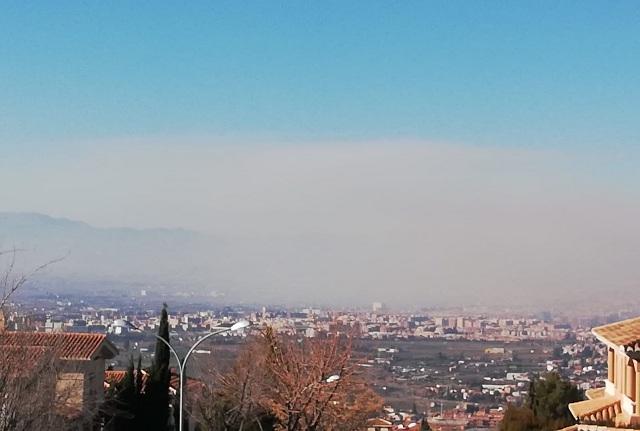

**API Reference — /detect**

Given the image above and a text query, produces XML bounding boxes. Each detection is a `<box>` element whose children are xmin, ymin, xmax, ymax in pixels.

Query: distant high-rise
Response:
<box><xmin>372</xmin><ymin>302</ymin><xmax>383</xmax><ymax>312</ymax></box>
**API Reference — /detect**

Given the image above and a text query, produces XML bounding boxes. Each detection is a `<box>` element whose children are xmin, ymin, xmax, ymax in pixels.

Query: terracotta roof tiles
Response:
<box><xmin>0</xmin><ymin>331</ymin><xmax>118</xmax><ymax>360</ymax></box>
<box><xmin>104</xmin><ymin>369</ymin><xmax>149</xmax><ymax>390</ymax></box>
<box><xmin>592</xmin><ymin>316</ymin><xmax>640</xmax><ymax>348</ymax></box>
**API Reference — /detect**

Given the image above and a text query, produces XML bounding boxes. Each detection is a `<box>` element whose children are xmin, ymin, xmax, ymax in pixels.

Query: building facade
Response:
<box><xmin>566</xmin><ymin>316</ymin><xmax>640</xmax><ymax>429</ymax></box>
<box><xmin>0</xmin><ymin>331</ymin><xmax>118</xmax><ymax>421</ymax></box>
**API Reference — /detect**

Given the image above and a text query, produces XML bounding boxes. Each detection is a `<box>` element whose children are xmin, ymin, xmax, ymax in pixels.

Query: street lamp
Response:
<box><xmin>325</xmin><ymin>374</ymin><xmax>340</xmax><ymax>383</ymax></box>
<box><xmin>301</xmin><ymin>374</ymin><xmax>341</xmax><ymax>392</ymax></box>
<box><xmin>125</xmin><ymin>319</ymin><xmax>251</xmax><ymax>431</ymax></box>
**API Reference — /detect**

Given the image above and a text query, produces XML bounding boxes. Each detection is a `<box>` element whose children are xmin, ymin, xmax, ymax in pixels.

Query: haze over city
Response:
<box><xmin>1</xmin><ymin>2</ymin><xmax>639</xmax><ymax>307</ymax></box>
<box><xmin>5</xmin><ymin>3</ymin><xmax>640</xmax><ymax>431</ymax></box>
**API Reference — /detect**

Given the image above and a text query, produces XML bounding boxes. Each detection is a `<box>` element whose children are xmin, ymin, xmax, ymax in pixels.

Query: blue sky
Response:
<box><xmin>1</xmin><ymin>1</ymin><xmax>639</xmax><ymax>151</ymax></box>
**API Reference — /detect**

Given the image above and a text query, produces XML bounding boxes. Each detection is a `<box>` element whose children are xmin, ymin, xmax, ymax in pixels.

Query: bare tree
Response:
<box><xmin>0</xmin><ymin>342</ymin><xmax>99</xmax><ymax>431</ymax></box>
<box><xmin>0</xmin><ymin>248</ymin><xmax>87</xmax><ymax>430</ymax></box>
<box><xmin>259</xmin><ymin>328</ymin><xmax>381</xmax><ymax>431</ymax></box>
<box><xmin>194</xmin><ymin>328</ymin><xmax>382</xmax><ymax>431</ymax></box>
<box><xmin>193</xmin><ymin>340</ymin><xmax>270</xmax><ymax>431</ymax></box>
<box><xmin>0</xmin><ymin>247</ymin><xmax>66</xmax><ymax>311</ymax></box>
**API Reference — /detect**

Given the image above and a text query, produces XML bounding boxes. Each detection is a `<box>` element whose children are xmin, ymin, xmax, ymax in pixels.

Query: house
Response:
<box><xmin>365</xmin><ymin>417</ymin><xmax>394</xmax><ymax>430</ymax></box>
<box><xmin>0</xmin><ymin>331</ymin><xmax>118</xmax><ymax>418</ymax></box>
<box><xmin>565</xmin><ymin>316</ymin><xmax>640</xmax><ymax>429</ymax></box>
<box><xmin>105</xmin><ymin>367</ymin><xmax>204</xmax><ymax>395</ymax></box>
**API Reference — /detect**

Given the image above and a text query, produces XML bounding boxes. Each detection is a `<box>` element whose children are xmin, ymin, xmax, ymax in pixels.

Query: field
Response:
<box><xmin>110</xmin><ymin>335</ymin><xmax>560</xmax><ymax>414</ymax></box>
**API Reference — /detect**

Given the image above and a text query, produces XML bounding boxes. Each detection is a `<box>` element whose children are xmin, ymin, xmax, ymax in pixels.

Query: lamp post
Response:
<box><xmin>125</xmin><ymin>320</ymin><xmax>251</xmax><ymax>431</ymax></box>
<box><xmin>300</xmin><ymin>374</ymin><xmax>341</xmax><ymax>393</ymax></box>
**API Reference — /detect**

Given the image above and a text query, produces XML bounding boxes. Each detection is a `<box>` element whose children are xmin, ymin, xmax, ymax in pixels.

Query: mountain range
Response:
<box><xmin>0</xmin><ymin>212</ymin><xmax>354</xmax><ymax>305</ymax></box>
<box><xmin>0</xmin><ymin>212</ymin><xmax>226</xmax><ymax>298</ymax></box>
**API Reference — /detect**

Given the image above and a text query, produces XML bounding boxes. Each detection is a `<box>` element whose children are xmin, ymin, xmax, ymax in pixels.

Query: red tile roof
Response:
<box><xmin>104</xmin><ymin>369</ymin><xmax>203</xmax><ymax>394</ymax></box>
<box><xmin>104</xmin><ymin>369</ymin><xmax>149</xmax><ymax>390</ymax></box>
<box><xmin>169</xmin><ymin>368</ymin><xmax>205</xmax><ymax>393</ymax></box>
<box><xmin>0</xmin><ymin>331</ymin><xmax>118</xmax><ymax>360</ymax></box>
<box><xmin>105</xmin><ymin>370</ymin><xmax>127</xmax><ymax>384</ymax></box>
<box><xmin>0</xmin><ymin>346</ymin><xmax>52</xmax><ymax>376</ymax></box>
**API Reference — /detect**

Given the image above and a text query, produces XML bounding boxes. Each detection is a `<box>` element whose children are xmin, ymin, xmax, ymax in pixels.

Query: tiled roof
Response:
<box><xmin>0</xmin><ymin>346</ymin><xmax>51</xmax><ymax>376</ymax></box>
<box><xmin>169</xmin><ymin>369</ymin><xmax>205</xmax><ymax>393</ymax></box>
<box><xmin>104</xmin><ymin>370</ymin><xmax>127</xmax><ymax>385</ymax></box>
<box><xmin>0</xmin><ymin>331</ymin><xmax>118</xmax><ymax>360</ymax></box>
<box><xmin>104</xmin><ymin>369</ymin><xmax>149</xmax><ymax>391</ymax></box>
<box><xmin>105</xmin><ymin>369</ymin><xmax>203</xmax><ymax>394</ymax></box>
<box><xmin>592</xmin><ymin>316</ymin><xmax>640</xmax><ymax>348</ymax></box>
<box><xmin>365</xmin><ymin>418</ymin><xmax>393</xmax><ymax>427</ymax></box>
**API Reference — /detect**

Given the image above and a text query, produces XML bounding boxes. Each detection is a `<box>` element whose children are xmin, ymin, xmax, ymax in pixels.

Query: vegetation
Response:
<box><xmin>102</xmin><ymin>309</ymin><xmax>380</xmax><ymax>430</ymax></box>
<box><xmin>104</xmin><ymin>305</ymin><xmax>173</xmax><ymax>430</ymax></box>
<box><xmin>500</xmin><ymin>372</ymin><xmax>583</xmax><ymax>431</ymax></box>
<box><xmin>0</xmin><ymin>248</ymin><xmax>66</xmax><ymax>312</ymax></box>
<box><xmin>194</xmin><ymin>328</ymin><xmax>382</xmax><ymax>430</ymax></box>
<box><xmin>0</xmin><ymin>346</ymin><xmax>72</xmax><ymax>431</ymax></box>
<box><xmin>144</xmin><ymin>304</ymin><xmax>172</xmax><ymax>430</ymax></box>
<box><xmin>500</xmin><ymin>405</ymin><xmax>537</xmax><ymax>431</ymax></box>
<box><xmin>0</xmin><ymin>249</ymin><xmax>79</xmax><ymax>431</ymax></box>
<box><xmin>103</xmin><ymin>356</ymin><xmax>145</xmax><ymax>430</ymax></box>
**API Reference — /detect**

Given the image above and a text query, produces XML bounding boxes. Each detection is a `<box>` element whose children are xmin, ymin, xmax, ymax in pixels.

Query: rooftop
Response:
<box><xmin>0</xmin><ymin>331</ymin><xmax>118</xmax><ymax>360</ymax></box>
<box><xmin>592</xmin><ymin>317</ymin><xmax>640</xmax><ymax>348</ymax></box>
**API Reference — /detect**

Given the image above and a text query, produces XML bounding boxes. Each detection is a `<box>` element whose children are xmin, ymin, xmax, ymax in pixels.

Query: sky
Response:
<box><xmin>1</xmin><ymin>2</ymin><xmax>639</xmax><ymax>306</ymax></box>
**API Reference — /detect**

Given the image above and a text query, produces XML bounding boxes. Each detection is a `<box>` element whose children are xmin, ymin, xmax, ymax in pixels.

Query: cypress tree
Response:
<box><xmin>142</xmin><ymin>304</ymin><xmax>172</xmax><ymax>430</ymax></box>
<box><xmin>153</xmin><ymin>304</ymin><xmax>171</xmax><ymax>375</ymax></box>
<box><xmin>528</xmin><ymin>376</ymin><xmax>536</xmax><ymax>413</ymax></box>
<box><xmin>136</xmin><ymin>355</ymin><xmax>143</xmax><ymax>396</ymax></box>
<box><xmin>105</xmin><ymin>356</ymin><xmax>138</xmax><ymax>431</ymax></box>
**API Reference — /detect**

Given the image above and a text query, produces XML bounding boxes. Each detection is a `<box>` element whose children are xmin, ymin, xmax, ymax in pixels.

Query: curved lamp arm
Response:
<box><xmin>182</xmin><ymin>327</ymin><xmax>235</xmax><ymax>368</ymax></box>
<box><xmin>179</xmin><ymin>322</ymin><xmax>250</xmax><ymax>431</ymax></box>
<box><xmin>125</xmin><ymin>319</ymin><xmax>250</xmax><ymax>431</ymax></box>
<box><xmin>150</xmin><ymin>333</ymin><xmax>184</xmax><ymax>374</ymax></box>
<box><xmin>125</xmin><ymin>320</ymin><xmax>183</xmax><ymax>373</ymax></box>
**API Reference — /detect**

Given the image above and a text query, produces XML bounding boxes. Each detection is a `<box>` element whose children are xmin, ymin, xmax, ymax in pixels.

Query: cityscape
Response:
<box><xmin>2</xmin><ymin>287</ymin><xmax>638</xmax><ymax>430</ymax></box>
<box><xmin>2</xmin><ymin>1</ymin><xmax>639</xmax><ymax>430</ymax></box>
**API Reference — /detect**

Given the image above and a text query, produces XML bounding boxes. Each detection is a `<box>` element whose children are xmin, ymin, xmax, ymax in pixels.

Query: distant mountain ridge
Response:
<box><xmin>0</xmin><ymin>212</ymin><xmax>221</xmax><ymax>296</ymax></box>
<box><xmin>0</xmin><ymin>212</ymin><xmax>372</xmax><ymax>306</ymax></box>
<box><xmin>0</xmin><ymin>212</ymin><xmax>198</xmax><ymax>235</ymax></box>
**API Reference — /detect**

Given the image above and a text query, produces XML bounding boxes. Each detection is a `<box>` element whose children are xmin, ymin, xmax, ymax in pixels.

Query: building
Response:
<box><xmin>565</xmin><ymin>316</ymin><xmax>640</xmax><ymax>429</ymax></box>
<box><xmin>365</xmin><ymin>417</ymin><xmax>394</xmax><ymax>430</ymax></box>
<box><xmin>0</xmin><ymin>331</ymin><xmax>118</xmax><ymax>418</ymax></box>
